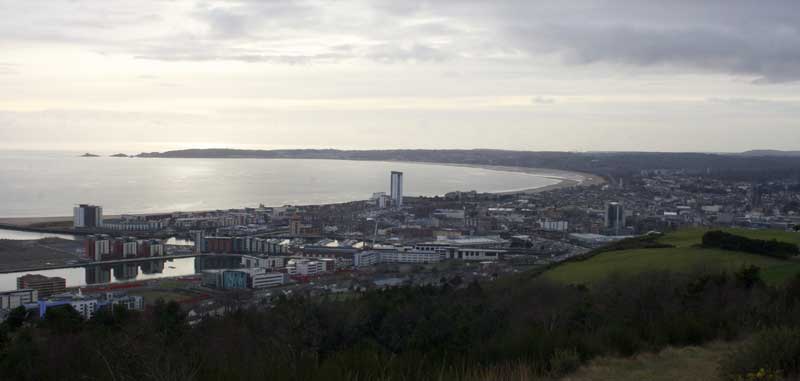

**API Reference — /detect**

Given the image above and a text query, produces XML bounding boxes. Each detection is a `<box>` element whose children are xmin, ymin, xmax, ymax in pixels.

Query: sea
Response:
<box><xmin>0</xmin><ymin>150</ymin><xmax>567</xmax><ymax>218</ymax></box>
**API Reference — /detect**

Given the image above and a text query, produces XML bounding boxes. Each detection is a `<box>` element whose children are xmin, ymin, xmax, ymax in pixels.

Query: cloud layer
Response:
<box><xmin>1</xmin><ymin>1</ymin><xmax>799</xmax><ymax>151</ymax></box>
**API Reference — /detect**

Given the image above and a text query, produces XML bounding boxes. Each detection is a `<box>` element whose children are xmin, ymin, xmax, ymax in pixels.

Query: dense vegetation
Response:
<box><xmin>702</xmin><ymin>230</ymin><xmax>800</xmax><ymax>259</ymax></box>
<box><xmin>3</xmin><ymin>266</ymin><xmax>800</xmax><ymax>380</ymax></box>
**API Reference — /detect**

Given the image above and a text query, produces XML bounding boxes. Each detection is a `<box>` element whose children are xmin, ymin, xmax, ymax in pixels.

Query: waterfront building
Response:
<box><xmin>390</xmin><ymin>171</ymin><xmax>404</xmax><ymax>208</ymax></box>
<box><xmin>84</xmin><ymin>234</ymin><xmax>112</xmax><ymax>260</ymax></box>
<box><xmin>241</xmin><ymin>255</ymin><xmax>286</xmax><ymax>270</ymax></box>
<box><xmin>17</xmin><ymin>274</ymin><xmax>66</xmax><ymax>298</ymax></box>
<box><xmin>73</xmin><ymin>204</ymin><xmax>103</xmax><ymax>228</ymax></box>
<box><xmin>0</xmin><ymin>289</ymin><xmax>38</xmax><ymax>310</ymax></box>
<box><xmin>101</xmin><ymin>218</ymin><xmax>165</xmax><ymax>231</ymax></box>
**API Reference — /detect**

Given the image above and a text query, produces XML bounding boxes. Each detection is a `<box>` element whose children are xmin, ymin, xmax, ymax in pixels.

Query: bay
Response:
<box><xmin>0</xmin><ymin>150</ymin><xmax>566</xmax><ymax>218</ymax></box>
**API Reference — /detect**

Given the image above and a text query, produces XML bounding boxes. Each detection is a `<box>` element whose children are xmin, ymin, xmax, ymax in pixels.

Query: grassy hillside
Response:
<box><xmin>560</xmin><ymin>341</ymin><xmax>735</xmax><ymax>381</ymax></box>
<box><xmin>543</xmin><ymin>228</ymin><xmax>800</xmax><ymax>285</ymax></box>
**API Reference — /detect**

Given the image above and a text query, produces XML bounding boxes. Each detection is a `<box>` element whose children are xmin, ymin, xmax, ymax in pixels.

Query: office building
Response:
<box><xmin>36</xmin><ymin>292</ymin><xmax>143</xmax><ymax>320</ymax></box>
<box><xmin>605</xmin><ymin>202</ymin><xmax>626</xmax><ymax>233</ymax></box>
<box><xmin>17</xmin><ymin>274</ymin><xmax>66</xmax><ymax>298</ymax></box>
<box><xmin>246</xmin><ymin>269</ymin><xmax>287</xmax><ymax>289</ymax></box>
<box><xmin>390</xmin><ymin>171</ymin><xmax>403</xmax><ymax>208</ymax></box>
<box><xmin>287</xmin><ymin>259</ymin><xmax>325</xmax><ymax>276</ymax></box>
<box><xmin>73</xmin><ymin>204</ymin><xmax>103</xmax><ymax>228</ymax></box>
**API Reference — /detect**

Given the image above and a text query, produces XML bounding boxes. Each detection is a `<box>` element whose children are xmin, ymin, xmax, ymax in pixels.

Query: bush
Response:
<box><xmin>548</xmin><ymin>348</ymin><xmax>582</xmax><ymax>376</ymax></box>
<box><xmin>719</xmin><ymin>327</ymin><xmax>800</xmax><ymax>380</ymax></box>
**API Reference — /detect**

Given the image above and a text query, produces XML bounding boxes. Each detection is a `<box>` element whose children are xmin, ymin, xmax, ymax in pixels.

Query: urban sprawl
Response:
<box><xmin>3</xmin><ymin>168</ymin><xmax>800</xmax><ymax>324</ymax></box>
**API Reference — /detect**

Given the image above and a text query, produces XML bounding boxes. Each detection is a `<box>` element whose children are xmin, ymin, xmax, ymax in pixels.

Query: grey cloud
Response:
<box><xmin>3</xmin><ymin>0</ymin><xmax>800</xmax><ymax>82</ymax></box>
<box><xmin>491</xmin><ymin>0</ymin><xmax>800</xmax><ymax>82</ymax></box>
<box><xmin>518</xmin><ymin>23</ymin><xmax>800</xmax><ymax>83</ymax></box>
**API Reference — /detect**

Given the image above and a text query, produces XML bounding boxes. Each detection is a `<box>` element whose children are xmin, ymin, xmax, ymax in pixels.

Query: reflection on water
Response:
<box><xmin>0</xmin><ymin>255</ymin><xmax>244</xmax><ymax>291</ymax></box>
<box><xmin>0</xmin><ymin>228</ymin><xmax>76</xmax><ymax>241</ymax></box>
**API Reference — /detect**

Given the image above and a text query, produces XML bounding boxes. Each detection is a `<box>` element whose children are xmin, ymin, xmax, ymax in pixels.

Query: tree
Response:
<box><xmin>41</xmin><ymin>305</ymin><xmax>84</xmax><ymax>334</ymax></box>
<box><xmin>151</xmin><ymin>299</ymin><xmax>187</xmax><ymax>338</ymax></box>
<box><xmin>735</xmin><ymin>265</ymin><xmax>763</xmax><ymax>289</ymax></box>
<box><xmin>4</xmin><ymin>306</ymin><xmax>28</xmax><ymax>331</ymax></box>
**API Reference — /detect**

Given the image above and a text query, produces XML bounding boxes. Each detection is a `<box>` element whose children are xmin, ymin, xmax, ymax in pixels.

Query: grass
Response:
<box><xmin>560</xmin><ymin>341</ymin><xmax>735</xmax><ymax>381</ymax></box>
<box><xmin>542</xmin><ymin>228</ymin><xmax>800</xmax><ymax>286</ymax></box>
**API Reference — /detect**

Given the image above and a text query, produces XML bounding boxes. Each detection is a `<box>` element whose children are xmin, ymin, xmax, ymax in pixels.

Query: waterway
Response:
<box><xmin>0</xmin><ymin>255</ymin><xmax>242</xmax><ymax>291</ymax></box>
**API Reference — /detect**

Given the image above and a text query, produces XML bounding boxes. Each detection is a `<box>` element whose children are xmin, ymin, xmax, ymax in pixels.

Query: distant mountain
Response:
<box><xmin>80</xmin><ymin>153</ymin><xmax>99</xmax><ymax>157</ymax></box>
<box><xmin>739</xmin><ymin>150</ymin><xmax>800</xmax><ymax>157</ymax></box>
<box><xmin>110</xmin><ymin>153</ymin><xmax>130</xmax><ymax>158</ymax></box>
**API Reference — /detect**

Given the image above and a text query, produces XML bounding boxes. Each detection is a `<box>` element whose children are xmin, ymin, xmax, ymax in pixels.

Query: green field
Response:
<box><xmin>543</xmin><ymin>228</ymin><xmax>800</xmax><ymax>285</ymax></box>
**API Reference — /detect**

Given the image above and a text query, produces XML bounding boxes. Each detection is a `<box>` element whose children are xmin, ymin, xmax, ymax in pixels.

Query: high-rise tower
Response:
<box><xmin>390</xmin><ymin>171</ymin><xmax>403</xmax><ymax>208</ymax></box>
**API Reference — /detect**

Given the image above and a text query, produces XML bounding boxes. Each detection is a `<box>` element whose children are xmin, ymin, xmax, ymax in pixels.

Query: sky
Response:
<box><xmin>0</xmin><ymin>0</ymin><xmax>799</xmax><ymax>153</ymax></box>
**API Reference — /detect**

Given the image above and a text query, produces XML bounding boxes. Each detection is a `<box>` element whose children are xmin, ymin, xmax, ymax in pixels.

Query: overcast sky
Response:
<box><xmin>1</xmin><ymin>0</ymin><xmax>799</xmax><ymax>153</ymax></box>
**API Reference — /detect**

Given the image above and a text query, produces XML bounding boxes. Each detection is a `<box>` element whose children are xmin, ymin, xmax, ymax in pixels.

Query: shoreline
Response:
<box><xmin>0</xmin><ymin>161</ymin><xmax>603</xmax><ymax>228</ymax></box>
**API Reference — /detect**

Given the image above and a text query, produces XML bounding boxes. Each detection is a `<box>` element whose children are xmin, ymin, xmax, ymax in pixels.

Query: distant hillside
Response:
<box><xmin>138</xmin><ymin>148</ymin><xmax>800</xmax><ymax>181</ymax></box>
<box><xmin>739</xmin><ymin>150</ymin><xmax>800</xmax><ymax>157</ymax></box>
<box><xmin>542</xmin><ymin>228</ymin><xmax>800</xmax><ymax>285</ymax></box>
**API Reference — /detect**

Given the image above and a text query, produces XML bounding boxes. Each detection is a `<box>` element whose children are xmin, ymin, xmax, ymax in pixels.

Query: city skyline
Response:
<box><xmin>1</xmin><ymin>1</ymin><xmax>800</xmax><ymax>152</ymax></box>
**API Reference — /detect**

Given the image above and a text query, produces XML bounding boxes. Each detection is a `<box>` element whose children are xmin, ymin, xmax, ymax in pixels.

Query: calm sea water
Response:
<box><xmin>0</xmin><ymin>150</ymin><xmax>564</xmax><ymax>218</ymax></box>
<box><xmin>0</xmin><ymin>257</ymin><xmax>199</xmax><ymax>290</ymax></box>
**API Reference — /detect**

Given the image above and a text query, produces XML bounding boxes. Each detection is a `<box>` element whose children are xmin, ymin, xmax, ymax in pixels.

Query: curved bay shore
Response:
<box><xmin>0</xmin><ymin>160</ymin><xmax>603</xmax><ymax>227</ymax></box>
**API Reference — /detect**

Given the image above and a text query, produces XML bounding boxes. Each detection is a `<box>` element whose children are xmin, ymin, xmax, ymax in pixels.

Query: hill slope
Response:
<box><xmin>543</xmin><ymin>228</ymin><xmax>800</xmax><ymax>285</ymax></box>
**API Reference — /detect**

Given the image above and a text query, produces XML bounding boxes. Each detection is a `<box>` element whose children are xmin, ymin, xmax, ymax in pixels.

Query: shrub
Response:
<box><xmin>548</xmin><ymin>348</ymin><xmax>582</xmax><ymax>376</ymax></box>
<box><xmin>719</xmin><ymin>327</ymin><xmax>800</xmax><ymax>380</ymax></box>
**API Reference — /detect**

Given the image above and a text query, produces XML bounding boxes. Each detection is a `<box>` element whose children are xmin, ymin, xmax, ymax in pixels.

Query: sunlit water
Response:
<box><xmin>0</xmin><ymin>150</ymin><xmax>565</xmax><ymax>218</ymax></box>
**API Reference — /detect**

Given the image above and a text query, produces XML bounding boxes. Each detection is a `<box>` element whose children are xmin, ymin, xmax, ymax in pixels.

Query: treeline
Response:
<box><xmin>702</xmin><ymin>230</ymin><xmax>800</xmax><ymax>259</ymax></box>
<box><xmin>3</xmin><ymin>267</ymin><xmax>800</xmax><ymax>380</ymax></box>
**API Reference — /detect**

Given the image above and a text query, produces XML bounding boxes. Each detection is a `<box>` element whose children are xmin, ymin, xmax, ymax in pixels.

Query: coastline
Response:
<box><xmin>0</xmin><ymin>161</ymin><xmax>603</xmax><ymax>228</ymax></box>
